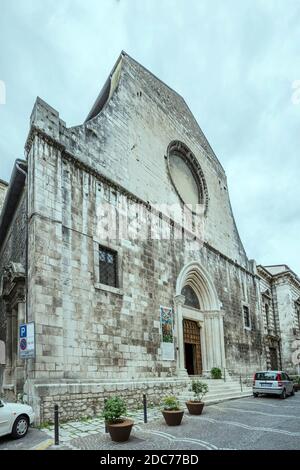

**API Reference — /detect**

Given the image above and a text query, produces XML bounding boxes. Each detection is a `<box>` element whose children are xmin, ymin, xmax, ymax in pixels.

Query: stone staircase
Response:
<box><xmin>178</xmin><ymin>375</ymin><xmax>252</xmax><ymax>406</ymax></box>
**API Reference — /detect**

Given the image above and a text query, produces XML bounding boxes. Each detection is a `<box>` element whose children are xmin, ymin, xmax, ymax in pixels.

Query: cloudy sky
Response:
<box><xmin>0</xmin><ymin>0</ymin><xmax>299</xmax><ymax>272</ymax></box>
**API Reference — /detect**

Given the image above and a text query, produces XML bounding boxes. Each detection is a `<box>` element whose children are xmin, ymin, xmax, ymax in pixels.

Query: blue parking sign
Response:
<box><xmin>19</xmin><ymin>322</ymin><xmax>35</xmax><ymax>359</ymax></box>
<box><xmin>20</xmin><ymin>325</ymin><xmax>27</xmax><ymax>338</ymax></box>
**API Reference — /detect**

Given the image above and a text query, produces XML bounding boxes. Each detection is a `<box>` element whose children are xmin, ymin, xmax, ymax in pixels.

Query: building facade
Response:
<box><xmin>0</xmin><ymin>179</ymin><xmax>8</xmax><ymax>213</ymax></box>
<box><xmin>0</xmin><ymin>52</ymin><xmax>299</xmax><ymax>423</ymax></box>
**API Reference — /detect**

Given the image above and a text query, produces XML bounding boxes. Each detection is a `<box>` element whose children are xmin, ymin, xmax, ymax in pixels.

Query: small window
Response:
<box><xmin>295</xmin><ymin>302</ymin><xmax>300</xmax><ymax>330</ymax></box>
<box><xmin>99</xmin><ymin>245</ymin><xmax>118</xmax><ymax>287</ymax></box>
<box><xmin>265</xmin><ymin>304</ymin><xmax>269</xmax><ymax>328</ymax></box>
<box><xmin>243</xmin><ymin>305</ymin><xmax>251</xmax><ymax>329</ymax></box>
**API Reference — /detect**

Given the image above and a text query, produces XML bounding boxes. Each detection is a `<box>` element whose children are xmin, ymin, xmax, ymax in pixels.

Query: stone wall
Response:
<box><xmin>24</xmin><ymin>133</ymin><xmax>265</xmax><ymax>386</ymax></box>
<box><xmin>275</xmin><ymin>276</ymin><xmax>300</xmax><ymax>372</ymax></box>
<box><xmin>0</xmin><ymin>180</ymin><xmax>8</xmax><ymax>213</ymax></box>
<box><xmin>30</xmin><ymin>378</ymin><xmax>189</xmax><ymax>424</ymax></box>
<box><xmin>258</xmin><ymin>272</ymin><xmax>282</xmax><ymax>370</ymax></box>
<box><xmin>58</xmin><ymin>53</ymin><xmax>249</xmax><ymax>266</ymax></box>
<box><xmin>0</xmin><ymin>191</ymin><xmax>27</xmax><ymax>343</ymax></box>
<box><xmin>0</xmin><ymin>190</ymin><xmax>27</xmax><ymax>394</ymax></box>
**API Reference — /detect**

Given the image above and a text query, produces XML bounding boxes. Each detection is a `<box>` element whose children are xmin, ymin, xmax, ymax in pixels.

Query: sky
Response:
<box><xmin>0</xmin><ymin>0</ymin><xmax>299</xmax><ymax>273</ymax></box>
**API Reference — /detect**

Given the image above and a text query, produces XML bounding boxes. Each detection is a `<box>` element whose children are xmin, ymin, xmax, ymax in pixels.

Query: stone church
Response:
<box><xmin>0</xmin><ymin>52</ymin><xmax>299</xmax><ymax>423</ymax></box>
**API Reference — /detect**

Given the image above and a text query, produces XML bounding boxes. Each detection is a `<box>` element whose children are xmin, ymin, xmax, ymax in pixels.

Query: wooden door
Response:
<box><xmin>183</xmin><ymin>319</ymin><xmax>202</xmax><ymax>375</ymax></box>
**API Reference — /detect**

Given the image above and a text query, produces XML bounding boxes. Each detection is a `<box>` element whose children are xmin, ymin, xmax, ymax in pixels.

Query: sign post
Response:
<box><xmin>19</xmin><ymin>322</ymin><xmax>35</xmax><ymax>359</ymax></box>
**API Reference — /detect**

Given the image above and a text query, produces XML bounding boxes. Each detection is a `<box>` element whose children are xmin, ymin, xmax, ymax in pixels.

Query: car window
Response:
<box><xmin>281</xmin><ymin>373</ymin><xmax>287</xmax><ymax>380</ymax></box>
<box><xmin>255</xmin><ymin>372</ymin><xmax>277</xmax><ymax>380</ymax></box>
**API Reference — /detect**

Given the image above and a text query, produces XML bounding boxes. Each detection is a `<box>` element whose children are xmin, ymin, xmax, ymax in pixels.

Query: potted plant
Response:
<box><xmin>186</xmin><ymin>380</ymin><xmax>209</xmax><ymax>415</ymax></box>
<box><xmin>211</xmin><ymin>367</ymin><xmax>222</xmax><ymax>379</ymax></box>
<box><xmin>293</xmin><ymin>376</ymin><xmax>300</xmax><ymax>392</ymax></box>
<box><xmin>102</xmin><ymin>397</ymin><xmax>134</xmax><ymax>442</ymax></box>
<box><xmin>161</xmin><ymin>396</ymin><xmax>184</xmax><ymax>426</ymax></box>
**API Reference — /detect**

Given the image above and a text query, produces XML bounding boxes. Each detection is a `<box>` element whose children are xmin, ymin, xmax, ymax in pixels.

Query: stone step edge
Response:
<box><xmin>182</xmin><ymin>385</ymin><xmax>252</xmax><ymax>391</ymax></box>
<box><xmin>180</xmin><ymin>388</ymin><xmax>252</xmax><ymax>396</ymax></box>
<box><xmin>179</xmin><ymin>392</ymin><xmax>252</xmax><ymax>405</ymax></box>
<box><xmin>180</xmin><ymin>389</ymin><xmax>252</xmax><ymax>399</ymax></box>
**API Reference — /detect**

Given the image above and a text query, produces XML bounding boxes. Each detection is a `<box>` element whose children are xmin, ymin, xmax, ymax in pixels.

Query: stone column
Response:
<box><xmin>173</xmin><ymin>294</ymin><xmax>188</xmax><ymax>377</ymax></box>
<box><xmin>219</xmin><ymin>310</ymin><xmax>226</xmax><ymax>369</ymax></box>
<box><xmin>200</xmin><ymin>322</ymin><xmax>207</xmax><ymax>372</ymax></box>
<box><xmin>204</xmin><ymin>310</ymin><xmax>226</xmax><ymax>370</ymax></box>
<box><xmin>4</xmin><ymin>307</ymin><xmax>12</xmax><ymax>383</ymax></box>
<box><xmin>204</xmin><ymin>314</ymin><xmax>214</xmax><ymax>371</ymax></box>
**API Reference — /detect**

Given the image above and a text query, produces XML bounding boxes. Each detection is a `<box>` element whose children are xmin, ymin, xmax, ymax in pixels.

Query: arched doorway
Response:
<box><xmin>174</xmin><ymin>262</ymin><xmax>226</xmax><ymax>376</ymax></box>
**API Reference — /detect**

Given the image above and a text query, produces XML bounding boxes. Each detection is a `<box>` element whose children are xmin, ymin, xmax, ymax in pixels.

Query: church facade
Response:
<box><xmin>0</xmin><ymin>52</ymin><xmax>299</xmax><ymax>423</ymax></box>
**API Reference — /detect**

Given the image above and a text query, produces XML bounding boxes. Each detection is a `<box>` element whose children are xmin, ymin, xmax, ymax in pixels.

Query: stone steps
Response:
<box><xmin>179</xmin><ymin>376</ymin><xmax>252</xmax><ymax>405</ymax></box>
<box><xmin>180</xmin><ymin>389</ymin><xmax>252</xmax><ymax>401</ymax></box>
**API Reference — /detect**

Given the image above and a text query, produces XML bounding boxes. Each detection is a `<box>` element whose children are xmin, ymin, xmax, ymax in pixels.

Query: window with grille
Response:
<box><xmin>99</xmin><ymin>246</ymin><xmax>118</xmax><ymax>287</ymax></box>
<box><xmin>243</xmin><ymin>305</ymin><xmax>251</xmax><ymax>329</ymax></box>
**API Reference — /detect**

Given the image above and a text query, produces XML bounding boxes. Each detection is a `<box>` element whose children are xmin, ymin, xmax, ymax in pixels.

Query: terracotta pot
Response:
<box><xmin>186</xmin><ymin>401</ymin><xmax>204</xmax><ymax>415</ymax></box>
<box><xmin>107</xmin><ymin>419</ymin><xmax>134</xmax><ymax>442</ymax></box>
<box><xmin>162</xmin><ymin>410</ymin><xmax>184</xmax><ymax>426</ymax></box>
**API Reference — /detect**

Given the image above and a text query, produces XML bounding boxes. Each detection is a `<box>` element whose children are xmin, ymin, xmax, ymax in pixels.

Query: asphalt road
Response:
<box><xmin>1</xmin><ymin>392</ymin><xmax>300</xmax><ymax>450</ymax></box>
<box><xmin>0</xmin><ymin>426</ymin><xmax>51</xmax><ymax>450</ymax></box>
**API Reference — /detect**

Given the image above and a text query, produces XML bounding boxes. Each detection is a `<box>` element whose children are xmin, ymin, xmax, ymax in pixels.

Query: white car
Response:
<box><xmin>0</xmin><ymin>399</ymin><xmax>35</xmax><ymax>439</ymax></box>
<box><xmin>253</xmin><ymin>370</ymin><xmax>295</xmax><ymax>399</ymax></box>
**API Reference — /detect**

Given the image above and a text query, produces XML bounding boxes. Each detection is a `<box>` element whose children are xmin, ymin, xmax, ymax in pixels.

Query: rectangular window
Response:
<box><xmin>99</xmin><ymin>245</ymin><xmax>118</xmax><ymax>287</ymax></box>
<box><xmin>243</xmin><ymin>305</ymin><xmax>251</xmax><ymax>329</ymax></box>
<box><xmin>296</xmin><ymin>303</ymin><xmax>300</xmax><ymax>330</ymax></box>
<box><xmin>265</xmin><ymin>304</ymin><xmax>269</xmax><ymax>329</ymax></box>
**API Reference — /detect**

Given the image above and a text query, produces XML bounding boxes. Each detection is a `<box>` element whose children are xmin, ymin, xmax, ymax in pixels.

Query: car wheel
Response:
<box><xmin>280</xmin><ymin>389</ymin><xmax>286</xmax><ymax>400</ymax></box>
<box><xmin>253</xmin><ymin>393</ymin><xmax>259</xmax><ymax>397</ymax></box>
<box><xmin>11</xmin><ymin>415</ymin><xmax>29</xmax><ymax>439</ymax></box>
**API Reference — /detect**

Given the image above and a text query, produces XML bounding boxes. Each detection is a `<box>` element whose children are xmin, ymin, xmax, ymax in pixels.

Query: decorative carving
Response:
<box><xmin>1</xmin><ymin>262</ymin><xmax>26</xmax><ymax>309</ymax></box>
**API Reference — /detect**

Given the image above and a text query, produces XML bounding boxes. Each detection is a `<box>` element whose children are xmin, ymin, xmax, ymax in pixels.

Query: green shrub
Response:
<box><xmin>293</xmin><ymin>376</ymin><xmax>300</xmax><ymax>385</ymax></box>
<box><xmin>190</xmin><ymin>380</ymin><xmax>209</xmax><ymax>401</ymax></box>
<box><xmin>162</xmin><ymin>396</ymin><xmax>180</xmax><ymax>411</ymax></box>
<box><xmin>211</xmin><ymin>367</ymin><xmax>222</xmax><ymax>379</ymax></box>
<box><xmin>102</xmin><ymin>397</ymin><xmax>127</xmax><ymax>424</ymax></box>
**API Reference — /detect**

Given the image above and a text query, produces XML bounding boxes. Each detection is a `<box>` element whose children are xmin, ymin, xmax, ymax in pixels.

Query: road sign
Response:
<box><xmin>19</xmin><ymin>322</ymin><xmax>35</xmax><ymax>359</ymax></box>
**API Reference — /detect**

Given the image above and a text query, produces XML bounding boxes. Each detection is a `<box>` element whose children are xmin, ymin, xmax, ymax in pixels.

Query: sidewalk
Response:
<box><xmin>41</xmin><ymin>406</ymin><xmax>162</xmax><ymax>447</ymax></box>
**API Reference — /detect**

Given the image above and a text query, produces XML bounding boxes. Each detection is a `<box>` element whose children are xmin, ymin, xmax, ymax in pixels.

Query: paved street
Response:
<box><xmin>62</xmin><ymin>394</ymin><xmax>300</xmax><ymax>450</ymax></box>
<box><xmin>0</xmin><ymin>427</ymin><xmax>51</xmax><ymax>450</ymax></box>
<box><xmin>1</xmin><ymin>394</ymin><xmax>300</xmax><ymax>450</ymax></box>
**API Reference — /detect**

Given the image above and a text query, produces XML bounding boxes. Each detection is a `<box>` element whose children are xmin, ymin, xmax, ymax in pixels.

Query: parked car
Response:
<box><xmin>0</xmin><ymin>399</ymin><xmax>35</xmax><ymax>439</ymax></box>
<box><xmin>253</xmin><ymin>371</ymin><xmax>295</xmax><ymax>399</ymax></box>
